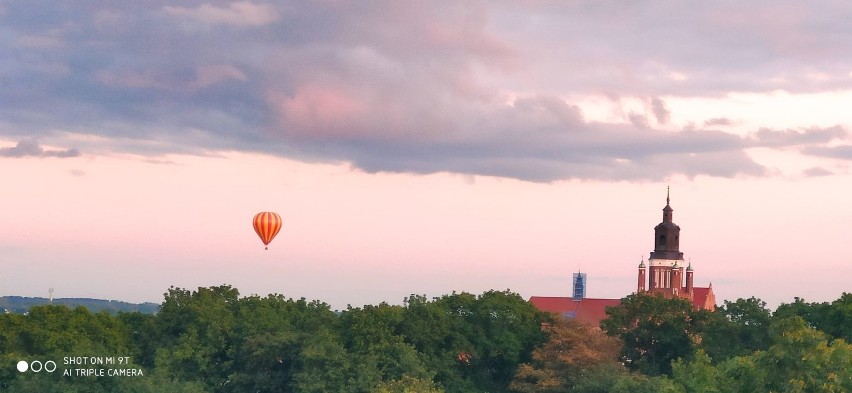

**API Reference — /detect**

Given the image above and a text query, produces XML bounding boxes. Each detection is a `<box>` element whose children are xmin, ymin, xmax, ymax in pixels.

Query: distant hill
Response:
<box><xmin>0</xmin><ymin>296</ymin><xmax>159</xmax><ymax>314</ymax></box>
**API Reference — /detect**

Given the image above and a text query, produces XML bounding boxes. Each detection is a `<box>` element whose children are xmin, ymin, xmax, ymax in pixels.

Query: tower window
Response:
<box><xmin>658</xmin><ymin>235</ymin><xmax>666</xmax><ymax>247</ymax></box>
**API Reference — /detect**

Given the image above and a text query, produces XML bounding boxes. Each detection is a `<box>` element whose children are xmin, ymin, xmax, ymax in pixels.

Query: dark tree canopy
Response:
<box><xmin>701</xmin><ymin>296</ymin><xmax>772</xmax><ymax>361</ymax></box>
<box><xmin>774</xmin><ymin>292</ymin><xmax>852</xmax><ymax>343</ymax></box>
<box><xmin>601</xmin><ymin>293</ymin><xmax>709</xmax><ymax>376</ymax></box>
<box><xmin>0</xmin><ymin>285</ymin><xmax>550</xmax><ymax>393</ymax></box>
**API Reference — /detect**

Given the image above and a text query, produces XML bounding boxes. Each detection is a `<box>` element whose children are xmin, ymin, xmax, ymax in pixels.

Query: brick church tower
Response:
<box><xmin>637</xmin><ymin>187</ymin><xmax>710</xmax><ymax>309</ymax></box>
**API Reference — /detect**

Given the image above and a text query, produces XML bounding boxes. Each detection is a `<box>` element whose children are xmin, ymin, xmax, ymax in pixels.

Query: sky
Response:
<box><xmin>2</xmin><ymin>1</ymin><xmax>851</xmax><ymax>311</ymax></box>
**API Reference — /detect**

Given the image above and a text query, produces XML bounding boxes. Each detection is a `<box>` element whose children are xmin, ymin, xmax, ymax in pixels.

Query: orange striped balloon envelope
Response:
<box><xmin>253</xmin><ymin>212</ymin><xmax>282</xmax><ymax>250</ymax></box>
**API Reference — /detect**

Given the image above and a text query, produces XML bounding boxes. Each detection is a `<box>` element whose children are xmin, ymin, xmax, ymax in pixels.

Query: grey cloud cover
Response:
<box><xmin>751</xmin><ymin>126</ymin><xmax>848</xmax><ymax>147</ymax></box>
<box><xmin>802</xmin><ymin>145</ymin><xmax>852</xmax><ymax>160</ymax></box>
<box><xmin>1</xmin><ymin>1</ymin><xmax>851</xmax><ymax>181</ymax></box>
<box><xmin>0</xmin><ymin>140</ymin><xmax>80</xmax><ymax>158</ymax></box>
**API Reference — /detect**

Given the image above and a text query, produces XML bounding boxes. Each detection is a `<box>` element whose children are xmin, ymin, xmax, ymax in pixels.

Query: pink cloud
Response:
<box><xmin>268</xmin><ymin>85</ymin><xmax>368</xmax><ymax>139</ymax></box>
<box><xmin>371</xmin><ymin>3</ymin><xmax>518</xmax><ymax>73</ymax></box>
<box><xmin>164</xmin><ymin>2</ymin><xmax>280</xmax><ymax>27</ymax></box>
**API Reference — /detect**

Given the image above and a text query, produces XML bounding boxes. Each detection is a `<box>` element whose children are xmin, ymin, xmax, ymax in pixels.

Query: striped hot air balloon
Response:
<box><xmin>253</xmin><ymin>212</ymin><xmax>282</xmax><ymax>250</ymax></box>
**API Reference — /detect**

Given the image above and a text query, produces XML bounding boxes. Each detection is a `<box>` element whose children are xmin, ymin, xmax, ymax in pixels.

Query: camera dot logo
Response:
<box><xmin>16</xmin><ymin>360</ymin><xmax>56</xmax><ymax>373</ymax></box>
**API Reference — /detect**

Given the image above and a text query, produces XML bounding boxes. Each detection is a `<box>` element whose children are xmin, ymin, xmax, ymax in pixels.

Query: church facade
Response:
<box><xmin>530</xmin><ymin>190</ymin><xmax>716</xmax><ymax>325</ymax></box>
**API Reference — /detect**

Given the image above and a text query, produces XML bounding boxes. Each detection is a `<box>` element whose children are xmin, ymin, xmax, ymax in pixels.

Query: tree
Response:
<box><xmin>398</xmin><ymin>293</ymin><xmax>473</xmax><ymax>391</ymax></box>
<box><xmin>226</xmin><ymin>294</ymin><xmax>338</xmax><ymax>392</ymax></box>
<box><xmin>374</xmin><ymin>374</ymin><xmax>445</xmax><ymax>393</ymax></box>
<box><xmin>714</xmin><ymin>355</ymin><xmax>764</xmax><ymax>393</ymax></box>
<box><xmin>775</xmin><ymin>293</ymin><xmax>852</xmax><ymax>343</ymax></box>
<box><xmin>337</xmin><ymin>302</ymin><xmax>435</xmax><ymax>388</ymax></box>
<box><xmin>671</xmin><ymin>349</ymin><xmax>725</xmax><ymax>393</ymax></box>
<box><xmin>291</xmin><ymin>329</ymin><xmax>370</xmax><ymax>393</ymax></box>
<box><xmin>701</xmin><ymin>297</ymin><xmax>771</xmax><ymax>361</ymax></box>
<box><xmin>510</xmin><ymin>317</ymin><xmax>625</xmax><ymax>392</ymax></box>
<box><xmin>510</xmin><ymin>317</ymin><xmax>683</xmax><ymax>393</ymax></box>
<box><xmin>601</xmin><ymin>293</ymin><xmax>708</xmax><ymax>376</ymax></box>
<box><xmin>432</xmin><ymin>290</ymin><xmax>550</xmax><ymax>392</ymax></box>
<box><xmin>153</xmin><ymin>285</ymin><xmax>240</xmax><ymax>390</ymax></box>
<box><xmin>669</xmin><ymin>316</ymin><xmax>852</xmax><ymax>393</ymax></box>
<box><xmin>822</xmin><ymin>293</ymin><xmax>852</xmax><ymax>343</ymax></box>
<box><xmin>0</xmin><ymin>305</ymin><xmax>151</xmax><ymax>392</ymax></box>
<box><xmin>756</xmin><ymin>317</ymin><xmax>852</xmax><ymax>392</ymax></box>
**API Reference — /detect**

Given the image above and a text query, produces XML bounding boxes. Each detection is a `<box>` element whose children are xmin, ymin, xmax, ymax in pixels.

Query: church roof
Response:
<box><xmin>691</xmin><ymin>287</ymin><xmax>716</xmax><ymax>311</ymax></box>
<box><xmin>654</xmin><ymin>221</ymin><xmax>680</xmax><ymax>229</ymax></box>
<box><xmin>529</xmin><ymin>296</ymin><xmax>621</xmax><ymax>327</ymax></box>
<box><xmin>530</xmin><ymin>287</ymin><xmax>716</xmax><ymax>325</ymax></box>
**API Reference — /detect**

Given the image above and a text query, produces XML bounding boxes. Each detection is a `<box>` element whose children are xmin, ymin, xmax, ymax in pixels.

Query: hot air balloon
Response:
<box><xmin>253</xmin><ymin>212</ymin><xmax>282</xmax><ymax>250</ymax></box>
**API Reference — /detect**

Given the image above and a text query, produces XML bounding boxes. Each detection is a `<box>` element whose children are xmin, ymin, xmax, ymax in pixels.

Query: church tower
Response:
<box><xmin>646</xmin><ymin>187</ymin><xmax>685</xmax><ymax>295</ymax></box>
<box><xmin>529</xmin><ymin>186</ymin><xmax>716</xmax><ymax>325</ymax></box>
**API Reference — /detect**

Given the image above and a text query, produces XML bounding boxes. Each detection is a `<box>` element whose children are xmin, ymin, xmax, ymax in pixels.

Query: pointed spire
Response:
<box><xmin>687</xmin><ymin>259</ymin><xmax>693</xmax><ymax>271</ymax></box>
<box><xmin>666</xmin><ymin>185</ymin><xmax>670</xmax><ymax>206</ymax></box>
<box><xmin>662</xmin><ymin>186</ymin><xmax>673</xmax><ymax>221</ymax></box>
<box><xmin>638</xmin><ymin>256</ymin><xmax>645</xmax><ymax>268</ymax></box>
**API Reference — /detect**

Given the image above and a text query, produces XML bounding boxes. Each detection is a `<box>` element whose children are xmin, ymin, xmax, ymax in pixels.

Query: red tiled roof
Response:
<box><xmin>691</xmin><ymin>287</ymin><xmax>716</xmax><ymax>311</ymax></box>
<box><xmin>530</xmin><ymin>287</ymin><xmax>716</xmax><ymax>325</ymax></box>
<box><xmin>529</xmin><ymin>296</ymin><xmax>621</xmax><ymax>327</ymax></box>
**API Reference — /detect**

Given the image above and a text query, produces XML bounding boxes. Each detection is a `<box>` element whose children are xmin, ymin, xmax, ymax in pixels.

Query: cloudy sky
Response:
<box><xmin>2</xmin><ymin>1</ymin><xmax>851</xmax><ymax>310</ymax></box>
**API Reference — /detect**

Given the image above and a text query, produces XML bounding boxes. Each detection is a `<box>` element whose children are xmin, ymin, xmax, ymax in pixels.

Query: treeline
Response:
<box><xmin>0</xmin><ymin>296</ymin><xmax>159</xmax><ymax>315</ymax></box>
<box><xmin>0</xmin><ymin>286</ymin><xmax>850</xmax><ymax>392</ymax></box>
<box><xmin>0</xmin><ymin>286</ymin><xmax>547</xmax><ymax>392</ymax></box>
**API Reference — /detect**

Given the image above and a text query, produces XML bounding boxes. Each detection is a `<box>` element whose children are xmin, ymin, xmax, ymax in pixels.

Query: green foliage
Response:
<box><xmin>412</xmin><ymin>290</ymin><xmax>551</xmax><ymax>392</ymax></box>
<box><xmin>671</xmin><ymin>349</ymin><xmax>724</xmax><ymax>393</ymax></box>
<box><xmin>4</xmin><ymin>286</ymin><xmax>850</xmax><ymax>393</ymax></box>
<box><xmin>756</xmin><ymin>317</ymin><xmax>852</xmax><ymax>392</ymax></box>
<box><xmin>374</xmin><ymin>374</ymin><xmax>445</xmax><ymax>393</ymax></box>
<box><xmin>666</xmin><ymin>316</ymin><xmax>852</xmax><ymax>393</ymax></box>
<box><xmin>333</xmin><ymin>290</ymin><xmax>551</xmax><ymax>392</ymax></box>
<box><xmin>714</xmin><ymin>355</ymin><xmax>763</xmax><ymax>393</ymax></box>
<box><xmin>153</xmin><ymin>286</ymin><xmax>341</xmax><ymax>393</ymax></box>
<box><xmin>601</xmin><ymin>293</ymin><xmax>708</xmax><ymax>376</ymax></box>
<box><xmin>335</xmin><ymin>302</ymin><xmax>434</xmax><ymax>391</ymax></box>
<box><xmin>292</xmin><ymin>329</ymin><xmax>368</xmax><ymax>393</ymax></box>
<box><xmin>0</xmin><ymin>304</ymin><xmax>148</xmax><ymax>392</ymax></box>
<box><xmin>509</xmin><ymin>316</ymin><xmax>688</xmax><ymax>393</ymax></box>
<box><xmin>775</xmin><ymin>293</ymin><xmax>852</xmax><ymax>343</ymax></box>
<box><xmin>153</xmin><ymin>285</ymin><xmax>240</xmax><ymax>389</ymax></box>
<box><xmin>701</xmin><ymin>297</ymin><xmax>771</xmax><ymax>361</ymax></box>
<box><xmin>0</xmin><ymin>285</ymin><xmax>545</xmax><ymax>392</ymax></box>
